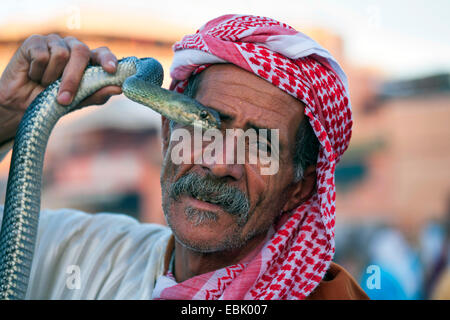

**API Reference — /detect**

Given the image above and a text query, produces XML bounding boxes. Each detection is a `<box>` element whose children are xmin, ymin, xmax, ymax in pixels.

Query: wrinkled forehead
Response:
<box><xmin>193</xmin><ymin>64</ymin><xmax>306</xmax><ymax>146</ymax></box>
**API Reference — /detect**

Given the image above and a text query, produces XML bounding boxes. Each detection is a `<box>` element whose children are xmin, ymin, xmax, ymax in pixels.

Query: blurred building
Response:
<box><xmin>337</xmin><ymin>73</ymin><xmax>450</xmax><ymax>236</ymax></box>
<box><xmin>41</xmin><ymin>98</ymin><xmax>165</xmax><ymax>224</ymax></box>
<box><xmin>0</xmin><ymin>30</ymin><xmax>174</xmax><ymax>224</ymax></box>
<box><xmin>0</xmin><ymin>20</ymin><xmax>449</xmax><ymax>236</ymax></box>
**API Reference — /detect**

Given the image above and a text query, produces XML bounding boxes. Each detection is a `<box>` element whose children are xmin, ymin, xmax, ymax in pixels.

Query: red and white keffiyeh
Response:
<box><xmin>154</xmin><ymin>14</ymin><xmax>353</xmax><ymax>300</ymax></box>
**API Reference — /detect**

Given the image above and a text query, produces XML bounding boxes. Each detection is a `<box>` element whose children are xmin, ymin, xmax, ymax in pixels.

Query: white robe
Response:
<box><xmin>0</xmin><ymin>205</ymin><xmax>172</xmax><ymax>299</ymax></box>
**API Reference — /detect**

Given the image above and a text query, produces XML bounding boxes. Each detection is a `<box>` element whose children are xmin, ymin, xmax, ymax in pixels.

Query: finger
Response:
<box><xmin>41</xmin><ymin>34</ymin><xmax>70</xmax><ymax>86</ymax></box>
<box><xmin>23</xmin><ymin>35</ymin><xmax>50</xmax><ymax>82</ymax></box>
<box><xmin>90</xmin><ymin>46</ymin><xmax>118</xmax><ymax>74</ymax></box>
<box><xmin>78</xmin><ymin>85</ymin><xmax>122</xmax><ymax>107</ymax></box>
<box><xmin>57</xmin><ymin>36</ymin><xmax>91</xmax><ymax>105</ymax></box>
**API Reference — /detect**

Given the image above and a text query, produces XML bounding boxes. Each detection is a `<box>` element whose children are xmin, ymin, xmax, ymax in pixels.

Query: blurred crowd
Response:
<box><xmin>335</xmin><ymin>203</ymin><xmax>450</xmax><ymax>299</ymax></box>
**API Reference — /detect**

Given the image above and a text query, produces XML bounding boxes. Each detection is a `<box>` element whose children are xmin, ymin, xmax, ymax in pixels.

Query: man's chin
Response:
<box><xmin>172</xmin><ymin>233</ymin><xmax>228</xmax><ymax>253</ymax></box>
<box><xmin>163</xmin><ymin>196</ymin><xmax>250</xmax><ymax>252</ymax></box>
<box><xmin>172</xmin><ymin>229</ymin><xmax>247</xmax><ymax>254</ymax></box>
<box><xmin>167</xmin><ymin>212</ymin><xmax>245</xmax><ymax>253</ymax></box>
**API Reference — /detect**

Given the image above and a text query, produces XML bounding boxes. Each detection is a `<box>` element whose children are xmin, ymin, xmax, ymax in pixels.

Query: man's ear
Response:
<box><xmin>161</xmin><ymin>115</ymin><xmax>171</xmax><ymax>154</ymax></box>
<box><xmin>282</xmin><ymin>164</ymin><xmax>317</xmax><ymax>213</ymax></box>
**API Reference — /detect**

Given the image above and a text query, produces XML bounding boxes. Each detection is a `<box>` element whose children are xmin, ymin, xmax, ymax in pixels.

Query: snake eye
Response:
<box><xmin>200</xmin><ymin>110</ymin><xmax>209</xmax><ymax>119</ymax></box>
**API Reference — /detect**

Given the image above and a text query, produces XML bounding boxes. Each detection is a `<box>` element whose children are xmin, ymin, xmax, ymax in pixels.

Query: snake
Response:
<box><xmin>0</xmin><ymin>56</ymin><xmax>221</xmax><ymax>300</ymax></box>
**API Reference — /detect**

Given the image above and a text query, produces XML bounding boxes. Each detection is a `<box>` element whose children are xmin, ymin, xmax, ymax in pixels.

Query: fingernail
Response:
<box><xmin>108</xmin><ymin>60</ymin><xmax>116</xmax><ymax>68</ymax></box>
<box><xmin>58</xmin><ymin>91</ymin><xmax>72</xmax><ymax>105</ymax></box>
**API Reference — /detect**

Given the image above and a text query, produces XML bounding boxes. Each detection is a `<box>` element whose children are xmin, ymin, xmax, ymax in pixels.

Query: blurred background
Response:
<box><xmin>0</xmin><ymin>0</ymin><xmax>449</xmax><ymax>299</ymax></box>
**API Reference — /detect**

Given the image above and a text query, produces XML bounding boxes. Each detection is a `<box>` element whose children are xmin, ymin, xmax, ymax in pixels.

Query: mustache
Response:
<box><xmin>169</xmin><ymin>172</ymin><xmax>250</xmax><ymax>218</ymax></box>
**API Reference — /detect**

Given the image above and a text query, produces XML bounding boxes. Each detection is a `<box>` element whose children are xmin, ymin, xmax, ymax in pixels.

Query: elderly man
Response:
<box><xmin>0</xmin><ymin>15</ymin><xmax>367</xmax><ymax>299</ymax></box>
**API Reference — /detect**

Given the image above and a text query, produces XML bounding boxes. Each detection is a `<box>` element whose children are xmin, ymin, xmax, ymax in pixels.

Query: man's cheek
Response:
<box><xmin>244</xmin><ymin>164</ymin><xmax>267</xmax><ymax>206</ymax></box>
<box><xmin>161</xmin><ymin>143</ymin><xmax>192</xmax><ymax>183</ymax></box>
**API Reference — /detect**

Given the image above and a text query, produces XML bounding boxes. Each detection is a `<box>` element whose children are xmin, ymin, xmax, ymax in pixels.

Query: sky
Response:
<box><xmin>1</xmin><ymin>0</ymin><xmax>450</xmax><ymax>79</ymax></box>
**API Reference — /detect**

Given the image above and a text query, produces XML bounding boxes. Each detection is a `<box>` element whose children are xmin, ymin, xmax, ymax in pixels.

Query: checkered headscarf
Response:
<box><xmin>157</xmin><ymin>14</ymin><xmax>352</xmax><ymax>300</ymax></box>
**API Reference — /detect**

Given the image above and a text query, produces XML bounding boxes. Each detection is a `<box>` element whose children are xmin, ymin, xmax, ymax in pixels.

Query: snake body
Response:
<box><xmin>0</xmin><ymin>57</ymin><xmax>220</xmax><ymax>299</ymax></box>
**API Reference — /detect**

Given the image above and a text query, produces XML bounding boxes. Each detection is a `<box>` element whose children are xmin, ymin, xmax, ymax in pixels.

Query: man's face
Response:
<box><xmin>160</xmin><ymin>64</ymin><xmax>305</xmax><ymax>253</ymax></box>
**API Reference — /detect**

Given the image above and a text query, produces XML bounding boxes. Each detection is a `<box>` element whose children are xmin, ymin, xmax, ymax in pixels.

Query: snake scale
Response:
<box><xmin>0</xmin><ymin>56</ymin><xmax>221</xmax><ymax>299</ymax></box>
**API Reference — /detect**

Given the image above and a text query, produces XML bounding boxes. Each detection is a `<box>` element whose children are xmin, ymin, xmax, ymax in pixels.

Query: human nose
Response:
<box><xmin>198</xmin><ymin>131</ymin><xmax>244</xmax><ymax>181</ymax></box>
